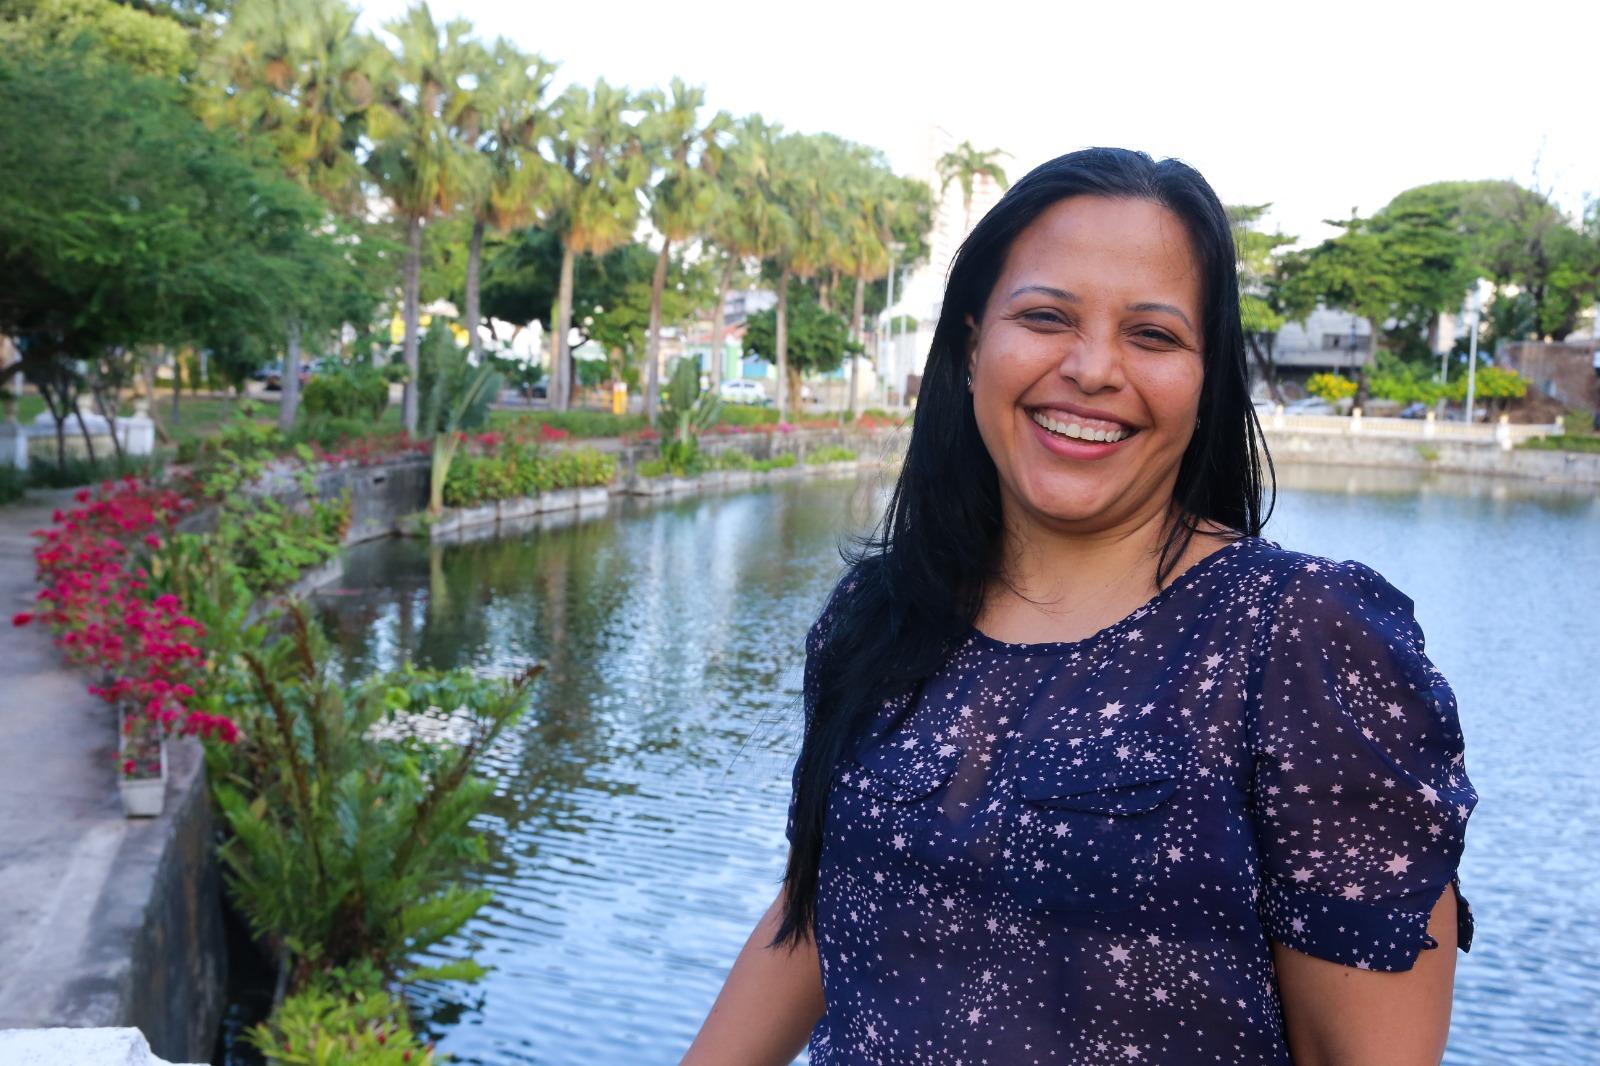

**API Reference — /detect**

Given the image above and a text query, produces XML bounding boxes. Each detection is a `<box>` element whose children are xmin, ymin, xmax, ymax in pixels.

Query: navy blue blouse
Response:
<box><xmin>786</xmin><ymin>535</ymin><xmax>1476</xmax><ymax>1065</ymax></box>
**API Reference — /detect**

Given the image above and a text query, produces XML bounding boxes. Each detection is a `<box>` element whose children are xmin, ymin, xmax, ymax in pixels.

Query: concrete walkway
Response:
<box><xmin>0</xmin><ymin>490</ymin><xmax>221</xmax><ymax>1059</ymax></box>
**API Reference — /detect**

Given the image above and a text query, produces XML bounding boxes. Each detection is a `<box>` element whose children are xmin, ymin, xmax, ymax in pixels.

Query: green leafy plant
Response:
<box><xmin>752</xmin><ymin>453</ymin><xmax>797</xmax><ymax>472</ymax></box>
<box><xmin>803</xmin><ymin>445</ymin><xmax>857</xmax><ymax>464</ymax></box>
<box><xmin>208</xmin><ymin>602</ymin><xmax>543</xmax><ymax>992</ymax></box>
<box><xmin>657</xmin><ymin>358</ymin><xmax>721</xmax><ymax>473</ymax></box>
<box><xmin>247</xmin><ymin>962</ymin><xmax>437</xmax><ymax>1066</ymax></box>
<box><xmin>421</xmin><ymin>330</ymin><xmax>505</xmax><ymax>515</ymax></box>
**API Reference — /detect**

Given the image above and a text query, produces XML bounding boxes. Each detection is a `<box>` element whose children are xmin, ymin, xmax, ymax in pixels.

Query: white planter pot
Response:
<box><xmin>118</xmin><ymin>740</ymin><xmax>167</xmax><ymax>818</ymax></box>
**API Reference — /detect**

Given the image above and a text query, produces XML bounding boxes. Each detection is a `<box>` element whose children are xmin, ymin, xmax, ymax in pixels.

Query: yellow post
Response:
<box><xmin>611</xmin><ymin>380</ymin><xmax>628</xmax><ymax>416</ymax></box>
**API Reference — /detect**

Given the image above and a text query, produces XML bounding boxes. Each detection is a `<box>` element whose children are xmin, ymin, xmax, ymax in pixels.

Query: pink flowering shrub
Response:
<box><xmin>13</xmin><ymin>477</ymin><xmax>239</xmax><ymax>771</ymax></box>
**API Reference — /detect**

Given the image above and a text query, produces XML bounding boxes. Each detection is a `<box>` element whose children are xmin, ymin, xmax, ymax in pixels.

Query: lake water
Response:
<box><xmin>313</xmin><ymin>465</ymin><xmax>1600</xmax><ymax>1066</ymax></box>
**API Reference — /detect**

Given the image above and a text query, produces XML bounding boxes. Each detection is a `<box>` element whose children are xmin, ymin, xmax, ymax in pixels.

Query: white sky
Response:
<box><xmin>360</xmin><ymin>0</ymin><xmax>1599</xmax><ymax>248</ymax></box>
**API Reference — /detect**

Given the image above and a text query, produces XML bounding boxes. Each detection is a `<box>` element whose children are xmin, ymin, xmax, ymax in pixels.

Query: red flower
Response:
<box><xmin>11</xmin><ymin>612</ymin><xmax>32</xmax><ymax>626</ymax></box>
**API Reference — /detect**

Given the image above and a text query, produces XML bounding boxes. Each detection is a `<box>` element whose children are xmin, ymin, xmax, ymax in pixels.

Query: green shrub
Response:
<box><xmin>491</xmin><ymin>410</ymin><xmax>646</xmax><ymax>438</ymax></box>
<box><xmin>709</xmin><ymin>449</ymin><xmax>754</xmax><ymax>471</ymax></box>
<box><xmin>301</xmin><ymin>363</ymin><xmax>389</xmax><ymax>423</ymax></box>
<box><xmin>1306</xmin><ymin>372</ymin><xmax>1358</xmax><ymax>405</ymax></box>
<box><xmin>247</xmin><ymin>962</ymin><xmax>437</xmax><ymax>1066</ymax></box>
<box><xmin>636</xmin><ymin>458</ymin><xmax>667</xmax><ymax>478</ymax></box>
<box><xmin>753</xmin><ymin>453</ymin><xmax>797</xmax><ymax>472</ymax></box>
<box><xmin>442</xmin><ymin>442</ymin><xmax>616</xmax><ymax>507</ymax></box>
<box><xmin>804</xmin><ymin>445</ymin><xmax>857</xmax><ymax>464</ymax></box>
<box><xmin>714</xmin><ymin>404</ymin><xmax>779</xmax><ymax>427</ymax></box>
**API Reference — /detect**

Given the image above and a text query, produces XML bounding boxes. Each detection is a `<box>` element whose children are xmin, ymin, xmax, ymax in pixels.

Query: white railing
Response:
<box><xmin>1261</xmin><ymin>407</ymin><xmax>1560</xmax><ymax>450</ymax></box>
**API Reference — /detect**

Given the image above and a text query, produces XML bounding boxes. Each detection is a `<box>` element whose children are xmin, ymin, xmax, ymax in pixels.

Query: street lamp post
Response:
<box><xmin>1463</xmin><ymin>283</ymin><xmax>1481</xmax><ymax>423</ymax></box>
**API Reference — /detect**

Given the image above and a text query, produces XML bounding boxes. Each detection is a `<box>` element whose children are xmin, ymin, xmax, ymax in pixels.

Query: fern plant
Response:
<box><xmin>207</xmin><ymin>602</ymin><xmax>542</xmax><ymax>994</ymax></box>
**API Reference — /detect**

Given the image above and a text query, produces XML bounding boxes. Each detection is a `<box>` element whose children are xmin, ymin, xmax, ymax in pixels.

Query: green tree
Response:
<box><xmin>639</xmin><ymin>78</ymin><xmax>728</xmax><ymax>423</ymax></box>
<box><xmin>0</xmin><ymin>0</ymin><xmax>192</xmax><ymax>77</ymax></box>
<box><xmin>1229</xmin><ymin>203</ymin><xmax>1303</xmax><ymax>404</ymax></box>
<box><xmin>450</xmin><ymin>36</ymin><xmax>555</xmax><ymax>361</ymax></box>
<box><xmin>0</xmin><ymin>53</ymin><xmax>359</xmax><ymax>463</ymax></box>
<box><xmin>743</xmin><ymin>282</ymin><xmax>860</xmax><ymax>405</ymax></box>
<box><xmin>541</xmin><ymin>79</ymin><xmax>650</xmax><ymax>411</ymax></box>
<box><xmin>936</xmin><ymin>139</ymin><xmax>1010</xmax><ymax>233</ymax></box>
<box><xmin>368</xmin><ymin>1</ymin><xmax>476</xmax><ymax>437</ymax></box>
<box><xmin>1279</xmin><ymin>200</ymin><xmax>1475</xmax><ymax>399</ymax></box>
<box><xmin>202</xmin><ymin>0</ymin><xmax>385</xmax><ymax>430</ymax></box>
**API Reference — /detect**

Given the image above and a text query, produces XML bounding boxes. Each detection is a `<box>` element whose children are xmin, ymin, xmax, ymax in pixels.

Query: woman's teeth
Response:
<box><xmin>1030</xmin><ymin>409</ymin><xmax>1133</xmax><ymax>443</ymax></box>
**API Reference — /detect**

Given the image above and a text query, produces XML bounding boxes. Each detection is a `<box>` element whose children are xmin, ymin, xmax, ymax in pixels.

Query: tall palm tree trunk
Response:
<box><xmin>465</xmin><ymin>216</ymin><xmax>485</xmax><ymax>361</ymax></box>
<box><xmin>709</xmin><ymin>258</ymin><xmax>733</xmax><ymax>393</ymax></box>
<box><xmin>775</xmin><ymin>264</ymin><xmax>790</xmax><ymax>422</ymax></box>
<box><xmin>279</xmin><ymin>321</ymin><xmax>302</xmax><ymax>433</ymax></box>
<box><xmin>644</xmin><ymin>239</ymin><xmax>671</xmax><ymax>424</ymax></box>
<box><xmin>849</xmin><ymin>270</ymin><xmax>866</xmax><ymax>419</ymax></box>
<box><xmin>554</xmin><ymin>241</ymin><xmax>577</xmax><ymax>411</ymax></box>
<box><xmin>402</xmin><ymin>214</ymin><xmax>423</xmax><ymax>436</ymax></box>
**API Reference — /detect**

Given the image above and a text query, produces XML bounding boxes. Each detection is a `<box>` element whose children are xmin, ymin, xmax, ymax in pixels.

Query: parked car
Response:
<box><xmin>1398</xmin><ymin>401</ymin><xmax>1429</xmax><ymax>419</ymax></box>
<box><xmin>1282</xmin><ymin>397</ymin><xmax>1334</xmax><ymax>416</ymax></box>
<box><xmin>255</xmin><ymin>358</ymin><xmax>321</xmax><ymax>391</ymax></box>
<box><xmin>718</xmin><ymin>378</ymin><xmax>770</xmax><ymax>406</ymax></box>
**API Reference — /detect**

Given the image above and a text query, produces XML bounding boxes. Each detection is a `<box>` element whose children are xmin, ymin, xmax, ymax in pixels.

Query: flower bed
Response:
<box><xmin>13</xmin><ymin>478</ymin><xmax>238</xmax><ymax>776</ymax></box>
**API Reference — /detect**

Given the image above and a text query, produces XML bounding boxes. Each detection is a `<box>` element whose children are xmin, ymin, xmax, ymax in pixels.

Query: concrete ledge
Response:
<box><xmin>0</xmin><ymin>1026</ymin><xmax>206</xmax><ymax>1065</ymax></box>
<box><xmin>1263</xmin><ymin>428</ymin><xmax>1600</xmax><ymax>484</ymax></box>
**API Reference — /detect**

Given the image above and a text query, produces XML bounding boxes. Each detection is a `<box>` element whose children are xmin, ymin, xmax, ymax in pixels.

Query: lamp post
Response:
<box><xmin>1463</xmin><ymin>282</ymin><xmax>1481</xmax><ymax>423</ymax></box>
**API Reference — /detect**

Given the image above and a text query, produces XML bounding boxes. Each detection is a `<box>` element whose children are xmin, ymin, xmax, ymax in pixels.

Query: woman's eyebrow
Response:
<box><xmin>1009</xmin><ymin>285</ymin><xmax>1079</xmax><ymax>302</ymax></box>
<box><xmin>1127</xmin><ymin>302</ymin><xmax>1194</xmax><ymax>330</ymax></box>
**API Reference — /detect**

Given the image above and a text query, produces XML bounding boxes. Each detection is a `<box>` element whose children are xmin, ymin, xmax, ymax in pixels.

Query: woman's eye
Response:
<box><xmin>1136</xmin><ymin>329</ymin><xmax>1179</xmax><ymax>345</ymax></box>
<box><xmin>1021</xmin><ymin>310</ymin><xmax>1066</xmax><ymax>326</ymax></box>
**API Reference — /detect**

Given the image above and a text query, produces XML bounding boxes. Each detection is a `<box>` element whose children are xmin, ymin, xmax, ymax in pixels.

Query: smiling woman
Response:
<box><xmin>680</xmin><ymin>148</ymin><xmax>1478</xmax><ymax>1066</ymax></box>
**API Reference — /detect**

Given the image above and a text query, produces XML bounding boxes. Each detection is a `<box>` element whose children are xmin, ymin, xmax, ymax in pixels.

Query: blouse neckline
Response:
<box><xmin>966</xmin><ymin>534</ymin><xmax>1262</xmax><ymax>655</ymax></box>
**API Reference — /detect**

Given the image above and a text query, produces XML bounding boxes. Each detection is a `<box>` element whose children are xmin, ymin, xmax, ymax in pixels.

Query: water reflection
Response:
<box><xmin>315</xmin><ymin>467</ymin><xmax>1596</xmax><ymax>1065</ymax></box>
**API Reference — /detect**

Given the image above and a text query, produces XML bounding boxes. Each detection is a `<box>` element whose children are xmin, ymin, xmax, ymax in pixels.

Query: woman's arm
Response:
<box><xmin>1273</xmin><ymin>884</ymin><xmax>1459</xmax><ymax>1066</ymax></box>
<box><xmin>679</xmin><ymin>887</ymin><xmax>825</xmax><ymax>1066</ymax></box>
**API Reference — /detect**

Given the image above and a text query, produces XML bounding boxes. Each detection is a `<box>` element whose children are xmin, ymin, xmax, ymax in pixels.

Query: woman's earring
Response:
<box><xmin>965</xmin><ymin>371</ymin><xmax>973</xmax><ymax>391</ymax></box>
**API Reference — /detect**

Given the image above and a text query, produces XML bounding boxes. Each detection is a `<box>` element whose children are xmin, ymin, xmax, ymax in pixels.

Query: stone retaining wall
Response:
<box><xmin>1263</xmin><ymin>428</ymin><xmax>1600</xmax><ymax>484</ymax></box>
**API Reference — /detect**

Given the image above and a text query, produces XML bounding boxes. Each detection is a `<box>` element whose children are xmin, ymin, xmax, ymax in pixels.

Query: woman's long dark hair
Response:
<box><xmin>770</xmin><ymin>147</ymin><xmax>1274</xmax><ymax>948</ymax></box>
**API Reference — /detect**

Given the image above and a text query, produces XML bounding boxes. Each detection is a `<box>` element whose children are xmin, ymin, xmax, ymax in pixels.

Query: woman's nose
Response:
<box><xmin>1055</xmin><ymin>330</ymin><xmax>1125</xmax><ymax>395</ymax></box>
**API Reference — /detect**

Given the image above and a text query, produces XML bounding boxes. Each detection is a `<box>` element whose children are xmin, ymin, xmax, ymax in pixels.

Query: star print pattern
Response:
<box><xmin>784</xmin><ymin>536</ymin><xmax>1477</xmax><ymax>1065</ymax></box>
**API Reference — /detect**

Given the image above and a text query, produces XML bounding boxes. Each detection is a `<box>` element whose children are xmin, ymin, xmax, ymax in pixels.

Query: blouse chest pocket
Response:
<box><xmin>842</xmin><ymin>735</ymin><xmax>964</xmax><ymax>803</ymax></box>
<box><xmin>1000</xmin><ymin>729</ymin><xmax>1190</xmax><ymax>913</ymax></box>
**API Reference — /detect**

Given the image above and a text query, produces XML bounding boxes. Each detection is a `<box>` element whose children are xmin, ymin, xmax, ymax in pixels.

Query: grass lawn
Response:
<box><xmin>1520</xmin><ymin>409</ymin><xmax>1600</xmax><ymax>453</ymax></box>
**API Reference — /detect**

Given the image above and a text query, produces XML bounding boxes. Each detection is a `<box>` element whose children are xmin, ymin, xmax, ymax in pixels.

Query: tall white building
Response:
<box><xmin>882</xmin><ymin>126</ymin><xmax>1009</xmax><ymax>405</ymax></box>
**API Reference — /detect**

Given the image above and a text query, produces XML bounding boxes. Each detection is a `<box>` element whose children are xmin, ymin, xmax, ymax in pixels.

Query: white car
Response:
<box><xmin>719</xmin><ymin>379</ymin><xmax>770</xmax><ymax>406</ymax></box>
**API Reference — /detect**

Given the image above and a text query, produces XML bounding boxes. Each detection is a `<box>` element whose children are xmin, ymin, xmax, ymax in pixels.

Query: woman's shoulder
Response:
<box><xmin>1238</xmin><ymin>538</ymin><xmax>1429</xmax><ymax>657</ymax></box>
<box><xmin>1238</xmin><ymin>536</ymin><xmax>1413</xmax><ymax>607</ymax></box>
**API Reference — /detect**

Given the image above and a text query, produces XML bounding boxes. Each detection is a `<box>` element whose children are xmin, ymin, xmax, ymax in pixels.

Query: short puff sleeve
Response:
<box><xmin>1247</xmin><ymin>556</ymin><xmax>1478</xmax><ymax>971</ymax></box>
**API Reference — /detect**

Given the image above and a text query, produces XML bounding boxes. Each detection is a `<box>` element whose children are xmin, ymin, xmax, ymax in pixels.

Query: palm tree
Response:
<box><xmin>541</xmin><ymin>79</ymin><xmax>650</xmax><ymax>411</ymax></box>
<box><xmin>639</xmin><ymin>78</ymin><xmax>728</xmax><ymax>424</ymax></box>
<box><xmin>721</xmin><ymin>118</ymin><xmax>796</xmax><ymax>419</ymax></box>
<box><xmin>202</xmin><ymin>0</ymin><xmax>382</xmax><ymax>431</ymax></box>
<box><xmin>368</xmin><ymin>2</ymin><xmax>475</xmax><ymax>437</ymax></box>
<box><xmin>771</xmin><ymin>133</ymin><xmax>839</xmax><ymax>419</ymax></box>
<box><xmin>936</xmin><ymin>139</ymin><xmax>1010</xmax><ymax>235</ymax></box>
<box><xmin>840</xmin><ymin>162</ymin><xmax>892</xmax><ymax>419</ymax></box>
<box><xmin>450</xmin><ymin>38</ymin><xmax>555</xmax><ymax>361</ymax></box>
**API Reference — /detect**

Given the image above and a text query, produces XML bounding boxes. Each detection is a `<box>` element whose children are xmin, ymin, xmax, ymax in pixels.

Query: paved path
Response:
<box><xmin>0</xmin><ymin>491</ymin><xmax>161</xmax><ymax>1029</ymax></box>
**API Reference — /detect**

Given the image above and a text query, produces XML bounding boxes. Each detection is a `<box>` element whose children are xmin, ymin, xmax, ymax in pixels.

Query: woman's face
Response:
<box><xmin>966</xmin><ymin>195</ymin><xmax>1206</xmax><ymax>537</ymax></box>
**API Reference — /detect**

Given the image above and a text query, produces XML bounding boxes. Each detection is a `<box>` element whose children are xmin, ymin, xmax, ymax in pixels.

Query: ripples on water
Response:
<box><xmin>313</xmin><ymin>466</ymin><xmax>1600</xmax><ymax>1065</ymax></box>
